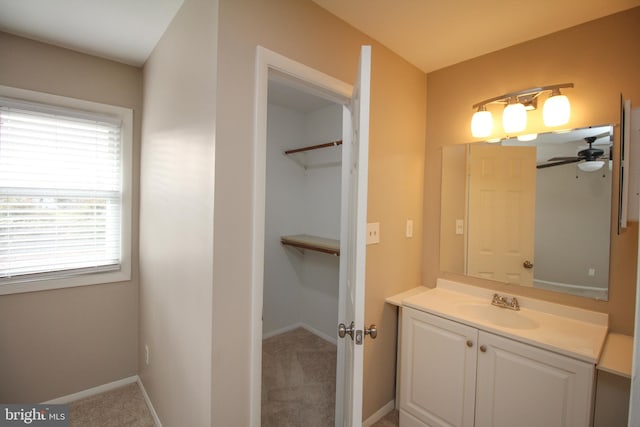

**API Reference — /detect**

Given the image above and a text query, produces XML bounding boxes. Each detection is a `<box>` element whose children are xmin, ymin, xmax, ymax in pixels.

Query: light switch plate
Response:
<box><xmin>367</xmin><ymin>222</ymin><xmax>380</xmax><ymax>245</ymax></box>
<box><xmin>406</xmin><ymin>219</ymin><xmax>414</xmax><ymax>238</ymax></box>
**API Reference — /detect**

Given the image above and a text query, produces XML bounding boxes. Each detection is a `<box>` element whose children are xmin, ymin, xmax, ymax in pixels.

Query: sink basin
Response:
<box><xmin>457</xmin><ymin>303</ymin><xmax>539</xmax><ymax>330</ymax></box>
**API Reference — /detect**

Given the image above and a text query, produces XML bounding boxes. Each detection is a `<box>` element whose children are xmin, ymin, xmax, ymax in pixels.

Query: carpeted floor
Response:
<box><xmin>262</xmin><ymin>327</ymin><xmax>337</xmax><ymax>426</ymax></box>
<box><xmin>261</xmin><ymin>327</ymin><xmax>398</xmax><ymax>427</ymax></box>
<box><xmin>65</xmin><ymin>331</ymin><xmax>397</xmax><ymax>427</ymax></box>
<box><xmin>372</xmin><ymin>409</ymin><xmax>399</xmax><ymax>427</ymax></box>
<box><xmin>68</xmin><ymin>382</ymin><xmax>154</xmax><ymax>427</ymax></box>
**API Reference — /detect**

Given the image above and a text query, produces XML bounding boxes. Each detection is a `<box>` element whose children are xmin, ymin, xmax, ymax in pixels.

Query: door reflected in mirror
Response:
<box><xmin>440</xmin><ymin>125</ymin><xmax>614</xmax><ymax>300</ymax></box>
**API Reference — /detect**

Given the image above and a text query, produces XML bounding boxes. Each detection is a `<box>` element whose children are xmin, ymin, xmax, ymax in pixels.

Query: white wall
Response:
<box><xmin>534</xmin><ymin>164</ymin><xmax>611</xmax><ymax>290</ymax></box>
<box><xmin>263</xmin><ymin>104</ymin><xmax>306</xmax><ymax>335</ymax></box>
<box><xmin>214</xmin><ymin>1</ymin><xmax>426</xmax><ymax>420</ymax></box>
<box><xmin>139</xmin><ymin>0</ymin><xmax>217</xmax><ymax>425</ymax></box>
<box><xmin>0</xmin><ymin>32</ymin><xmax>141</xmax><ymax>403</ymax></box>
<box><xmin>300</xmin><ymin>104</ymin><xmax>342</xmax><ymax>340</ymax></box>
<box><xmin>264</xmin><ymin>102</ymin><xmax>342</xmax><ymax>341</ymax></box>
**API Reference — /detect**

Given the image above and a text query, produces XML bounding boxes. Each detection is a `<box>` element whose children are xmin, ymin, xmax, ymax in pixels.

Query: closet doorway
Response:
<box><xmin>252</xmin><ymin>46</ymin><xmax>371</xmax><ymax>427</ymax></box>
<box><xmin>261</xmin><ymin>71</ymin><xmax>344</xmax><ymax>426</ymax></box>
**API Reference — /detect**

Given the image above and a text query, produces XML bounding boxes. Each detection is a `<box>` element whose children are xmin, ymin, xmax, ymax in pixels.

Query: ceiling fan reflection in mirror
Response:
<box><xmin>537</xmin><ymin>132</ymin><xmax>611</xmax><ymax>171</ymax></box>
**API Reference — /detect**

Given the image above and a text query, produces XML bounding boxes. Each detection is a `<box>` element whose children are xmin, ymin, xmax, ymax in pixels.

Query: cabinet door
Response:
<box><xmin>475</xmin><ymin>331</ymin><xmax>595</xmax><ymax>427</ymax></box>
<box><xmin>401</xmin><ymin>308</ymin><xmax>478</xmax><ymax>427</ymax></box>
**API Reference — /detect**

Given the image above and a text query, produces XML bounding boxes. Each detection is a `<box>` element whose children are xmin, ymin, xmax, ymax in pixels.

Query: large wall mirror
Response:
<box><xmin>440</xmin><ymin>125</ymin><xmax>614</xmax><ymax>300</ymax></box>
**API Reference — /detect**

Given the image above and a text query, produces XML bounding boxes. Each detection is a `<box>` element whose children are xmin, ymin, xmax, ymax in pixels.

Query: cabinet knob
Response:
<box><xmin>480</xmin><ymin>345</ymin><xmax>487</xmax><ymax>353</ymax></box>
<box><xmin>466</xmin><ymin>340</ymin><xmax>473</xmax><ymax>348</ymax></box>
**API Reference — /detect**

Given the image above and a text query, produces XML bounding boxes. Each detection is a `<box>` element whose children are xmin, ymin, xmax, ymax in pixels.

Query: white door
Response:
<box><xmin>467</xmin><ymin>144</ymin><xmax>537</xmax><ymax>285</ymax></box>
<box><xmin>335</xmin><ymin>45</ymin><xmax>371</xmax><ymax>427</ymax></box>
<box><xmin>628</xmin><ymin>106</ymin><xmax>640</xmax><ymax>427</ymax></box>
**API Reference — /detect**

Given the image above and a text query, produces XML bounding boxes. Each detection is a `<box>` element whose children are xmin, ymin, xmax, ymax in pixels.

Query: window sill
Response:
<box><xmin>0</xmin><ymin>268</ymin><xmax>132</xmax><ymax>295</ymax></box>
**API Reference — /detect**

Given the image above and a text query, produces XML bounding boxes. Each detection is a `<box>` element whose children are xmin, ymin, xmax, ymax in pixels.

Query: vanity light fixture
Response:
<box><xmin>471</xmin><ymin>83</ymin><xmax>574</xmax><ymax>138</ymax></box>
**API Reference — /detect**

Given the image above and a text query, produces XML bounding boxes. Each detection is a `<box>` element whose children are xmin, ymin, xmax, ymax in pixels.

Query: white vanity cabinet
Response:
<box><xmin>400</xmin><ymin>307</ymin><xmax>595</xmax><ymax>427</ymax></box>
<box><xmin>399</xmin><ymin>306</ymin><xmax>477</xmax><ymax>427</ymax></box>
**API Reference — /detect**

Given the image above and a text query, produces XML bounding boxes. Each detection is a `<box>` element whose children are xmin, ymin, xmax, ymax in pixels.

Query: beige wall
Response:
<box><xmin>0</xmin><ymin>32</ymin><xmax>141</xmax><ymax>402</ymax></box>
<box><xmin>214</xmin><ymin>0</ymin><xmax>425</xmax><ymax>422</ymax></box>
<box><xmin>138</xmin><ymin>0</ymin><xmax>217</xmax><ymax>425</ymax></box>
<box><xmin>440</xmin><ymin>145</ymin><xmax>467</xmax><ymax>273</ymax></box>
<box><xmin>423</xmin><ymin>7</ymin><xmax>640</xmax><ymax>334</ymax></box>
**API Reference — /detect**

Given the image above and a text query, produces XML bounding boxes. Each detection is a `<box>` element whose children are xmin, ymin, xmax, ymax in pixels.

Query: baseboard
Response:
<box><xmin>300</xmin><ymin>323</ymin><xmax>337</xmax><ymax>345</ymax></box>
<box><xmin>362</xmin><ymin>399</ymin><xmax>395</xmax><ymax>427</ymax></box>
<box><xmin>262</xmin><ymin>322</ymin><xmax>304</xmax><ymax>340</ymax></box>
<box><xmin>262</xmin><ymin>322</ymin><xmax>337</xmax><ymax>345</ymax></box>
<box><xmin>43</xmin><ymin>375</ymin><xmax>138</xmax><ymax>404</ymax></box>
<box><xmin>137</xmin><ymin>377</ymin><xmax>162</xmax><ymax>427</ymax></box>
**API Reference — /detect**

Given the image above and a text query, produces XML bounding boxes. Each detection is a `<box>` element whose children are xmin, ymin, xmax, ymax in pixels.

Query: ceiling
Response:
<box><xmin>0</xmin><ymin>0</ymin><xmax>184</xmax><ymax>66</ymax></box>
<box><xmin>0</xmin><ymin>0</ymin><xmax>638</xmax><ymax>71</ymax></box>
<box><xmin>268</xmin><ymin>79</ymin><xmax>335</xmax><ymax>113</ymax></box>
<box><xmin>311</xmin><ymin>0</ymin><xmax>640</xmax><ymax>72</ymax></box>
<box><xmin>501</xmin><ymin>125</ymin><xmax>613</xmax><ymax>163</ymax></box>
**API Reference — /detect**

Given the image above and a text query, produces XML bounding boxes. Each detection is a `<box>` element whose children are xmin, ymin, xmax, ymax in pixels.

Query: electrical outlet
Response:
<box><xmin>455</xmin><ymin>219</ymin><xmax>464</xmax><ymax>235</ymax></box>
<box><xmin>145</xmin><ymin>344</ymin><xmax>150</xmax><ymax>365</ymax></box>
<box><xmin>367</xmin><ymin>222</ymin><xmax>380</xmax><ymax>245</ymax></box>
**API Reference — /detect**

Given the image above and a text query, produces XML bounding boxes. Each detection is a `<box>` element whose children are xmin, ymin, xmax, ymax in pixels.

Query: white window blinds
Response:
<box><xmin>0</xmin><ymin>97</ymin><xmax>123</xmax><ymax>282</ymax></box>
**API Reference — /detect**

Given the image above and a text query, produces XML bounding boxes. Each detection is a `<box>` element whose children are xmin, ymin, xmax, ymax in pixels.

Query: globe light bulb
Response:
<box><xmin>502</xmin><ymin>100</ymin><xmax>527</xmax><ymax>133</ymax></box>
<box><xmin>471</xmin><ymin>107</ymin><xmax>493</xmax><ymax>138</ymax></box>
<box><xmin>543</xmin><ymin>90</ymin><xmax>571</xmax><ymax>127</ymax></box>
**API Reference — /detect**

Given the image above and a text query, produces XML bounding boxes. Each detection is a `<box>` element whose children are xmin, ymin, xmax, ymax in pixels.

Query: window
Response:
<box><xmin>0</xmin><ymin>86</ymin><xmax>132</xmax><ymax>295</ymax></box>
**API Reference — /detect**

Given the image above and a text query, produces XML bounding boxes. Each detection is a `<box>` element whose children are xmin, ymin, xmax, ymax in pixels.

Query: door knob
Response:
<box><xmin>364</xmin><ymin>324</ymin><xmax>377</xmax><ymax>339</ymax></box>
<box><xmin>523</xmin><ymin>260</ymin><xmax>534</xmax><ymax>269</ymax></box>
<box><xmin>338</xmin><ymin>321</ymin><xmax>355</xmax><ymax>340</ymax></box>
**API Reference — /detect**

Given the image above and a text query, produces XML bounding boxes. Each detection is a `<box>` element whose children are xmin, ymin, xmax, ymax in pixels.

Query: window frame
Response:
<box><xmin>0</xmin><ymin>85</ymin><xmax>133</xmax><ymax>295</ymax></box>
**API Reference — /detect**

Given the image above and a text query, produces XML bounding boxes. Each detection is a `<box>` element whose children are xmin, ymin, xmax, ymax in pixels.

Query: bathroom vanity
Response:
<box><xmin>391</xmin><ymin>279</ymin><xmax>609</xmax><ymax>427</ymax></box>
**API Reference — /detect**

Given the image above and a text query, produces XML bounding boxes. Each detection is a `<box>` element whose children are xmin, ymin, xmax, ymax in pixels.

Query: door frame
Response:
<box><xmin>250</xmin><ymin>46</ymin><xmax>353</xmax><ymax>427</ymax></box>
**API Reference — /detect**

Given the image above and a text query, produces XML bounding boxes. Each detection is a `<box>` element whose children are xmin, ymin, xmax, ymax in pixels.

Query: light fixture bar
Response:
<box><xmin>472</xmin><ymin>83</ymin><xmax>574</xmax><ymax>109</ymax></box>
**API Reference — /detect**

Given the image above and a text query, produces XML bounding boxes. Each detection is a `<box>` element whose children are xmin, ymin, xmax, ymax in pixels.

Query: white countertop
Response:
<box><xmin>398</xmin><ymin>279</ymin><xmax>609</xmax><ymax>364</ymax></box>
<box><xmin>385</xmin><ymin>286</ymin><xmax>427</xmax><ymax>306</ymax></box>
<box><xmin>597</xmin><ymin>333</ymin><xmax>634</xmax><ymax>378</ymax></box>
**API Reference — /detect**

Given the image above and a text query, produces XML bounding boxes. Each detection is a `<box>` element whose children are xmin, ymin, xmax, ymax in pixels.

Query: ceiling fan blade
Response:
<box><xmin>548</xmin><ymin>156</ymin><xmax>580</xmax><ymax>161</ymax></box>
<box><xmin>537</xmin><ymin>158</ymin><xmax>581</xmax><ymax>169</ymax></box>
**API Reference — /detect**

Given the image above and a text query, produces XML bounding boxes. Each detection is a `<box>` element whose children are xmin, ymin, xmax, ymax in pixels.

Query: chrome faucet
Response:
<box><xmin>491</xmin><ymin>293</ymin><xmax>520</xmax><ymax>311</ymax></box>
